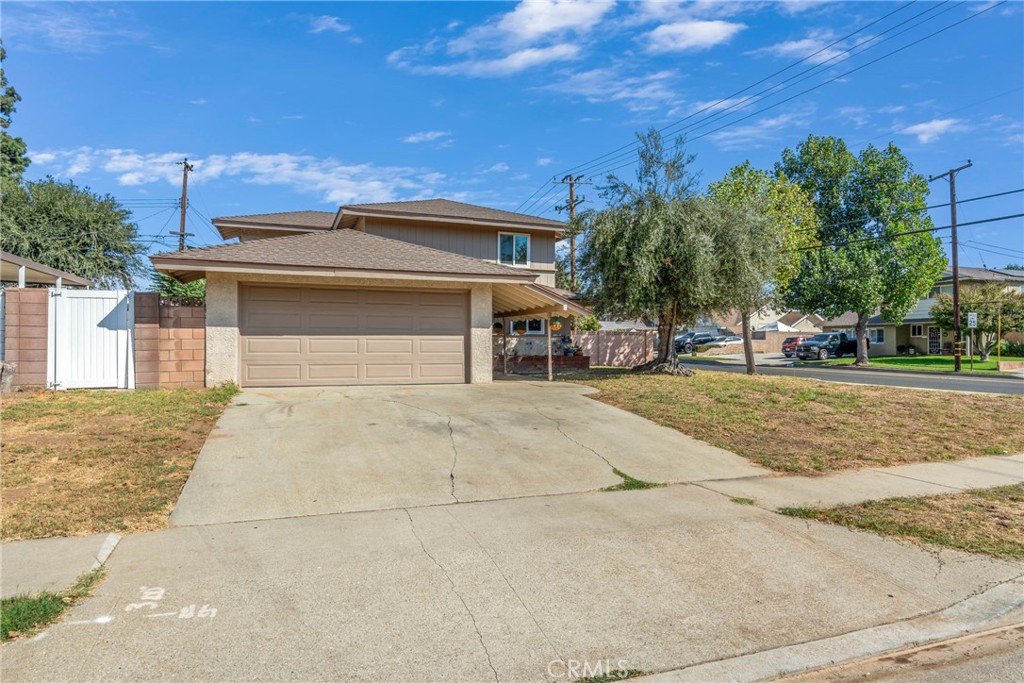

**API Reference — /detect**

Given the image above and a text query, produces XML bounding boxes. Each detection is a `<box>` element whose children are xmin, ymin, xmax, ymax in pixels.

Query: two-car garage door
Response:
<box><xmin>239</xmin><ymin>285</ymin><xmax>467</xmax><ymax>387</ymax></box>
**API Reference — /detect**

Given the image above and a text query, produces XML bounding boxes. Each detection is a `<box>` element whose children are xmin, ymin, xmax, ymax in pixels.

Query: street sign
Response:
<box><xmin>967</xmin><ymin>311</ymin><xmax>978</xmax><ymax>329</ymax></box>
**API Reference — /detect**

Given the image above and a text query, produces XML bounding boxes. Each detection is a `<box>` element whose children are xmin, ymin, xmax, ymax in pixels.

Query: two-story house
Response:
<box><xmin>151</xmin><ymin>199</ymin><xmax>588</xmax><ymax>387</ymax></box>
<box><xmin>820</xmin><ymin>266</ymin><xmax>1024</xmax><ymax>356</ymax></box>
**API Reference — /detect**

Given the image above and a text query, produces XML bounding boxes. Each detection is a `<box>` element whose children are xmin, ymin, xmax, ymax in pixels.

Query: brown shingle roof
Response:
<box><xmin>151</xmin><ymin>228</ymin><xmax>536</xmax><ymax>281</ymax></box>
<box><xmin>213</xmin><ymin>211</ymin><xmax>336</xmax><ymax>229</ymax></box>
<box><xmin>340</xmin><ymin>199</ymin><xmax>565</xmax><ymax>230</ymax></box>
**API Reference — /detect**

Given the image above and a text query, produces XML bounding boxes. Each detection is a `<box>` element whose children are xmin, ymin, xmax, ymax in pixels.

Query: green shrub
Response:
<box><xmin>1001</xmin><ymin>340</ymin><xmax>1024</xmax><ymax>356</ymax></box>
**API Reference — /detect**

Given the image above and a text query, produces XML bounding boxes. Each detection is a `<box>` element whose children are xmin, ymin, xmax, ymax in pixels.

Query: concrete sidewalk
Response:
<box><xmin>1</xmin><ymin>533</ymin><xmax>120</xmax><ymax>598</ymax></box>
<box><xmin>700</xmin><ymin>454</ymin><xmax>1024</xmax><ymax>510</ymax></box>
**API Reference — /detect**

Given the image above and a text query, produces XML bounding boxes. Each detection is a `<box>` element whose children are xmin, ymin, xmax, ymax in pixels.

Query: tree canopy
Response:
<box><xmin>778</xmin><ymin>135</ymin><xmax>947</xmax><ymax>365</ymax></box>
<box><xmin>578</xmin><ymin>129</ymin><xmax>716</xmax><ymax>370</ymax></box>
<box><xmin>1</xmin><ymin>178</ymin><xmax>144</xmax><ymax>288</ymax></box>
<box><xmin>0</xmin><ymin>41</ymin><xmax>30</xmax><ymax>182</ymax></box>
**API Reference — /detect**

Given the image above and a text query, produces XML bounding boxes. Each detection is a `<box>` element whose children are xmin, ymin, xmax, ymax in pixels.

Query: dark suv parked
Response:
<box><xmin>675</xmin><ymin>332</ymin><xmax>717</xmax><ymax>354</ymax></box>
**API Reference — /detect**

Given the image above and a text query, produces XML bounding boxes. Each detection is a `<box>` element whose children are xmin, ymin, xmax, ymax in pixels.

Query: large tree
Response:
<box><xmin>1</xmin><ymin>41</ymin><xmax>30</xmax><ymax>182</ymax></box>
<box><xmin>707</xmin><ymin>162</ymin><xmax>818</xmax><ymax>374</ymax></box>
<box><xmin>778</xmin><ymin>135</ymin><xmax>947</xmax><ymax>365</ymax></box>
<box><xmin>931</xmin><ymin>283</ymin><xmax>1024</xmax><ymax>360</ymax></box>
<box><xmin>1</xmin><ymin>178</ymin><xmax>144</xmax><ymax>288</ymax></box>
<box><xmin>578</xmin><ymin>129</ymin><xmax>716</xmax><ymax>373</ymax></box>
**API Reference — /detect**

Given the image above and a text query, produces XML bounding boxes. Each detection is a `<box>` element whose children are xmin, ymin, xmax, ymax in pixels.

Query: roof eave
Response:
<box><xmin>149</xmin><ymin>258</ymin><xmax>538</xmax><ymax>285</ymax></box>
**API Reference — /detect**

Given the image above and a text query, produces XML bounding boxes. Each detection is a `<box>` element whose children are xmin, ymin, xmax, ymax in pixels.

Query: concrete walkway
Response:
<box><xmin>701</xmin><ymin>454</ymin><xmax>1024</xmax><ymax>510</ymax></box>
<box><xmin>1</xmin><ymin>533</ymin><xmax>120</xmax><ymax>598</ymax></box>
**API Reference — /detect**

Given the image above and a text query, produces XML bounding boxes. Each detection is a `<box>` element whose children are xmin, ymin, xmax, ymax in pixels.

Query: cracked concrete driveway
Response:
<box><xmin>170</xmin><ymin>382</ymin><xmax>763</xmax><ymax>526</ymax></box>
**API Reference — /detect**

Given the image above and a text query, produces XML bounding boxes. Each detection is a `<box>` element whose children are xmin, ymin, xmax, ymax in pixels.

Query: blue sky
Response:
<box><xmin>4</xmin><ymin>0</ymin><xmax>1023</xmax><ymax>267</ymax></box>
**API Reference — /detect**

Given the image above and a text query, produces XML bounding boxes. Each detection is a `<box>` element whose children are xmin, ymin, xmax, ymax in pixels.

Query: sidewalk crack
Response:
<box><xmin>380</xmin><ymin>399</ymin><xmax>460</xmax><ymax>502</ymax></box>
<box><xmin>404</xmin><ymin>509</ymin><xmax>499</xmax><ymax>683</ymax></box>
<box><xmin>533</xmin><ymin>407</ymin><xmax>618</xmax><ymax>473</ymax></box>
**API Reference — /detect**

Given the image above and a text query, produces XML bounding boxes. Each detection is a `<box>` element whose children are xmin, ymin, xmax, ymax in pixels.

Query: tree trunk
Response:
<box><xmin>854</xmin><ymin>313</ymin><xmax>870</xmax><ymax>366</ymax></box>
<box><xmin>741</xmin><ymin>310</ymin><xmax>756</xmax><ymax>375</ymax></box>
<box><xmin>633</xmin><ymin>300</ymin><xmax>695</xmax><ymax>376</ymax></box>
<box><xmin>979</xmin><ymin>331</ymin><xmax>994</xmax><ymax>361</ymax></box>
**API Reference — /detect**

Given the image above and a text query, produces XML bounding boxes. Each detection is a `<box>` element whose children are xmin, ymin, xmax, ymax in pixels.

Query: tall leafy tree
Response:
<box><xmin>1</xmin><ymin>178</ymin><xmax>144</xmax><ymax>288</ymax></box>
<box><xmin>578</xmin><ymin>129</ymin><xmax>716</xmax><ymax>373</ymax></box>
<box><xmin>930</xmin><ymin>283</ymin><xmax>1024</xmax><ymax>360</ymax></box>
<box><xmin>707</xmin><ymin>163</ymin><xmax>818</xmax><ymax>373</ymax></box>
<box><xmin>778</xmin><ymin>135</ymin><xmax>947</xmax><ymax>365</ymax></box>
<box><xmin>0</xmin><ymin>41</ymin><xmax>30</xmax><ymax>182</ymax></box>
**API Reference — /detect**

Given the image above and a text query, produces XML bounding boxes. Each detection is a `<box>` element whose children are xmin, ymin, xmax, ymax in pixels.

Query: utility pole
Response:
<box><xmin>928</xmin><ymin>160</ymin><xmax>972</xmax><ymax>373</ymax></box>
<box><xmin>174</xmin><ymin>158</ymin><xmax>195</xmax><ymax>251</ymax></box>
<box><xmin>555</xmin><ymin>174</ymin><xmax>590</xmax><ymax>291</ymax></box>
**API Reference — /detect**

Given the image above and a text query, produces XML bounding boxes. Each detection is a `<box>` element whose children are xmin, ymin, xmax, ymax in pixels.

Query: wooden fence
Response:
<box><xmin>574</xmin><ymin>330</ymin><xmax>655</xmax><ymax>367</ymax></box>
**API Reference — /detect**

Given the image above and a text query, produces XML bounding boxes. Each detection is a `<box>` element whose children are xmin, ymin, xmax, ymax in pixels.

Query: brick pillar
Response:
<box><xmin>158</xmin><ymin>303</ymin><xmax>206</xmax><ymax>388</ymax></box>
<box><xmin>3</xmin><ymin>289</ymin><xmax>49</xmax><ymax>388</ymax></box>
<box><xmin>134</xmin><ymin>293</ymin><xmax>160</xmax><ymax>389</ymax></box>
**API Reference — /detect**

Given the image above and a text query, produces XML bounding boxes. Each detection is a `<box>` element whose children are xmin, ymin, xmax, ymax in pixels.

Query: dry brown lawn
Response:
<box><xmin>565</xmin><ymin>369</ymin><xmax>1024</xmax><ymax>474</ymax></box>
<box><xmin>780</xmin><ymin>484</ymin><xmax>1024</xmax><ymax>559</ymax></box>
<box><xmin>1</xmin><ymin>385</ymin><xmax>237</xmax><ymax>541</ymax></box>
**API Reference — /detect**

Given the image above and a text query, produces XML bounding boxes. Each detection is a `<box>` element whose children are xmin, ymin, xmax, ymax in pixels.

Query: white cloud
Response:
<box><xmin>309</xmin><ymin>16</ymin><xmax>351</xmax><ymax>34</ymax></box>
<box><xmin>536</xmin><ymin>157</ymin><xmax>554</xmax><ymax>167</ymax></box>
<box><xmin>836</xmin><ymin>106</ymin><xmax>868</xmax><ymax>126</ymax></box>
<box><xmin>390</xmin><ymin>0</ymin><xmax>611</xmax><ymax>77</ymax></box>
<box><xmin>2</xmin><ymin>3</ymin><xmax>149</xmax><ymax>54</ymax></box>
<box><xmin>901</xmin><ymin>118</ymin><xmax>968</xmax><ymax>144</ymax></box>
<box><xmin>878</xmin><ymin>104</ymin><xmax>906</xmax><ymax>114</ymax></box>
<box><xmin>189</xmin><ymin>98</ymin><xmax>208</xmax><ymax>106</ymax></box>
<box><xmin>486</xmin><ymin>162</ymin><xmax>510</xmax><ymax>173</ymax></box>
<box><xmin>402</xmin><ymin>130</ymin><xmax>452</xmax><ymax>144</ymax></box>
<box><xmin>748</xmin><ymin>30</ymin><xmax>861</xmax><ymax>65</ymax></box>
<box><xmin>646</xmin><ymin>20</ymin><xmax>746</xmax><ymax>53</ymax></box>
<box><xmin>542</xmin><ymin>66</ymin><xmax>680</xmax><ymax>112</ymax></box>
<box><xmin>282</xmin><ymin>114</ymin><xmax>304</xmax><ymax>120</ymax></box>
<box><xmin>390</xmin><ymin>43</ymin><xmax>581</xmax><ymax>77</ymax></box>
<box><xmin>32</xmin><ymin>147</ymin><xmax>448</xmax><ymax>205</ymax></box>
<box><xmin>707</xmin><ymin>111</ymin><xmax>812</xmax><ymax>151</ymax></box>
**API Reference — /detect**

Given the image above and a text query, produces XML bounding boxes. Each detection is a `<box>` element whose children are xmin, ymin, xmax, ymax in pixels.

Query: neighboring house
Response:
<box><xmin>151</xmin><ymin>199</ymin><xmax>589</xmax><ymax>387</ymax></box>
<box><xmin>821</xmin><ymin>267</ymin><xmax>1024</xmax><ymax>356</ymax></box>
<box><xmin>713</xmin><ymin>309</ymin><xmax>823</xmax><ymax>336</ymax></box>
<box><xmin>599</xmin><ymin>318</ymin><xmax>659</xmax><ymax>332</ymax></box>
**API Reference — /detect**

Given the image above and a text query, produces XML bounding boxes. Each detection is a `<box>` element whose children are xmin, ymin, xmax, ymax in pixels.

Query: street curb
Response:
<box><xmin>633</xmin><ymin>575</ymin><xmax>1024</xmax><ymax>683</ymax></box>
<box><xmin>90</xmin><ymin>533</ymin><xmax>121</xmax><ymax>571</ymax></box>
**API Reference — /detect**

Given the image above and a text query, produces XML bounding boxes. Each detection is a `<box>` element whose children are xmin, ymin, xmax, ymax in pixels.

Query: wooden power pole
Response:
<box><xmin>928</xmin><ymin>161</ymin><xmax>972</xmax><ymax>373</ymax></box>
<box><xmin>174</xmin><ymin>158</ymin><xmax>195</xmax><ymax>251</ymax></box>
<box><xmin>555</xmin><ymin>174</ymin><xmax>589</xmax><ymax>291</ymax></box>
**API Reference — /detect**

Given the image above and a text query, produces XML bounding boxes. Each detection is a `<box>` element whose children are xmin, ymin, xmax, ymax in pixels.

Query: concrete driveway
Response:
<box><xmin>170</xmin><ymin>382</ymin><xmax>763</xmax><ymax>526</ymax></box>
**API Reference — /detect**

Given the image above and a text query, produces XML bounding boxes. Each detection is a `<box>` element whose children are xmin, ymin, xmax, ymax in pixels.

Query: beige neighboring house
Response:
<box><xmin>715</xmin><ymin>309</ymin><xmax>824</xmax><ymax>335</ymax></box>
<box><xmin>151</xmin><ymin>199</ymin><xmax>589</xmax><ymax>388</ymax></box>
<box><xmin>820</xmin><ymin>267</ymin><xmax>1024</xmax><ymax>356</ymax></box>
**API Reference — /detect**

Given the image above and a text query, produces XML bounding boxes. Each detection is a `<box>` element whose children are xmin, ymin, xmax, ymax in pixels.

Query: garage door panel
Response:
<box><xmin>307</xmin><ymin>364</ymin><xmax>360</xmax><ymax>380</ymax></box>
<box><xmin>308</xmin><ymin>338</ymin><xmax>360</xmax><ymax>354</ymax></box>
<box><xmin>245</xmin><ymin>337</ymin><xmax>303</xmax><ymax>355</ymax></box>
<box><xmin>240</xmin><ymin>285</ymin><xmax>467</xmax><ymax>387</ymax></box>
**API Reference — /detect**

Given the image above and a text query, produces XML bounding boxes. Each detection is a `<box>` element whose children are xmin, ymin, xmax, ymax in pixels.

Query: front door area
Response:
<box><xmin>927</xmin><ymin>326</ymin><xmax>941</xmax><ymax>355</ymax></box>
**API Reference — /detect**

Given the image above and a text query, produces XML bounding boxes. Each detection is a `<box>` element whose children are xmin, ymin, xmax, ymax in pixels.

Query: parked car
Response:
<box><xmin>781</xmin><ymin>335</ymin><xmax>811</xmax><ymax>358</ymax></box>
<box><xmin>706</xmin><ymin>335</ymin><xmax>743</xmax><ymax>348</ymax></box>
<box><xmin>676</xmin><ymin>332</ymin><xmax>718</xmax><ymax>353</ymax></box>
<box><xmin>795</xmin><ymin>332</ymin><xmax>867</xmax><ymax>360</ymax></box>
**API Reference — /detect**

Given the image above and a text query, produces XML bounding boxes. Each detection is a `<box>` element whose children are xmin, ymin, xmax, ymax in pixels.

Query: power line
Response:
<box><xmin>797</xmin><ymin>213</ymin><xmax>1023</xmax><ymax>253</ymax></box>
<box><xmin>596</xmin><ymin>1</ymin><xmax>1004</xmax><ymax>179</ymax></box>
<box><xmin>570</xmin><ymin>0</ymin><xmax>958</xmax><ymax>179</ymax></box>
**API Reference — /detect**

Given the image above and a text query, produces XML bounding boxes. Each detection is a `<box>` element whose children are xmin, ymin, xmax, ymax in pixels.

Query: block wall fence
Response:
<box><xmin>133</xmin><ymin>293</ymin><xmax>206</xmax><ymax>389</ymax></box>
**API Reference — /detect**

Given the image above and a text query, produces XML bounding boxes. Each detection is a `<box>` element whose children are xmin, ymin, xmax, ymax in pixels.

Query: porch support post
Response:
<box><xmin>547</xmin><ymin>313</ymin><xmax>553</xmax><ymax>382</ymax></box>
<box><xmin>17</xmin><ymin>265</ymin><xmax>25</xmax><ymax>288</ymax></box>
<box><xmin>55</xmin><ymin>276</ymin><xmax>63</xmax><ymax>291</ymax></box>
<box><xmin>502</xmin><ymin>317</ymin><xmax>509</xmax><ymax>375</ymax></box>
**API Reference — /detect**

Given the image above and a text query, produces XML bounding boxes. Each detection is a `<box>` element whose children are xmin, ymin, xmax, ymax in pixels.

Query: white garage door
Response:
<box><xmin>239</xmin><ymin>285</ymin><xmax>467</xmax><ymax>387</ymax></box>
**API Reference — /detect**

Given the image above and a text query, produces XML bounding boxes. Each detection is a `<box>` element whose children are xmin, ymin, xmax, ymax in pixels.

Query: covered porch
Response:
<box><xmin>492</xmin><ymin>283</ymin><xmax>591</xmax><ymax>381</ymax></box>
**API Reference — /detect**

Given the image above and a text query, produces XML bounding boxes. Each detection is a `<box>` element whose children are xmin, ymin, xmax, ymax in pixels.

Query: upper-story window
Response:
<box><xmin>498</xmin><ymin>232</ymin><xmax>530</xmax><ymax>267</ymax></box>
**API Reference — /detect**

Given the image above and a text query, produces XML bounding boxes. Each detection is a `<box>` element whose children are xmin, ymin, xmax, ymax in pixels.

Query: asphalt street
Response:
<box><xmin>685</xmin><ymin>359</ymin><xmax>1024</xmax><ymax>394</ymax></box>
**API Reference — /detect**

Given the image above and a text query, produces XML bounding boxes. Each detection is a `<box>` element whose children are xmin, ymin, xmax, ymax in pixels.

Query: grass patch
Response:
<box><xmin>602</xmin><ymin>468</ymin><xmax>661</xmax><ymax>492</ymax></box>
<box><xmin>731</xmin><ymin>497</ymin><xmax>757</xmax><ymax>505</ymax></box>
<box><xmin>1</xmin><ymin>384</ymin><xmax>238</xmax><ymax>541</ymax></box>
<box><xmin>562</xmin><ymin>368</ymin><xmax>1024</xmax><ymax>475</ymax></box>
<box><xmin>806</xmin><ymin>355</ymin><xmax>1024</xmax><ymax>374</ymax></box>
<box><xmin>778</xmin><ymin>483</ymin><xmax>1024</xmax><ymax>559</ymax></box>
<box><xmin>1</xmin><ymin>569</ymin><xmax>105</xmax><ymax>641</ymax></box>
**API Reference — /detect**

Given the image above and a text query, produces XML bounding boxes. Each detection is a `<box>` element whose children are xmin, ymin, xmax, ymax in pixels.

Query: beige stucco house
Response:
<box><xmin>152</xmin><ymin>199</ymin><xmax>588</xmax><ymax>388</ymax></box>
<box><xmin>820</xmin><ymin>267</ymin><xmax>1024</xmax><ymax>356</ymax></box>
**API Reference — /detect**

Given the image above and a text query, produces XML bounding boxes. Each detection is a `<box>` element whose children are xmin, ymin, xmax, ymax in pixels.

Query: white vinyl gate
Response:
<box><xmin>47</xmin><ymin>289</ymin><xmax>135</xmax><ymax>389</ymax></box>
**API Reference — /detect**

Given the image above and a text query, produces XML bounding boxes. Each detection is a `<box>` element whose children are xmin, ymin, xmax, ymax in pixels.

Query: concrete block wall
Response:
<box><xmin>2</xmin><ymin>288</ymin><xmax>49</xmax><ymax>388</ymax></box>
<box><xmin>134</xmin><ymin>293</ymin><xmax>206</xmax><ymax>389</ymax></box>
